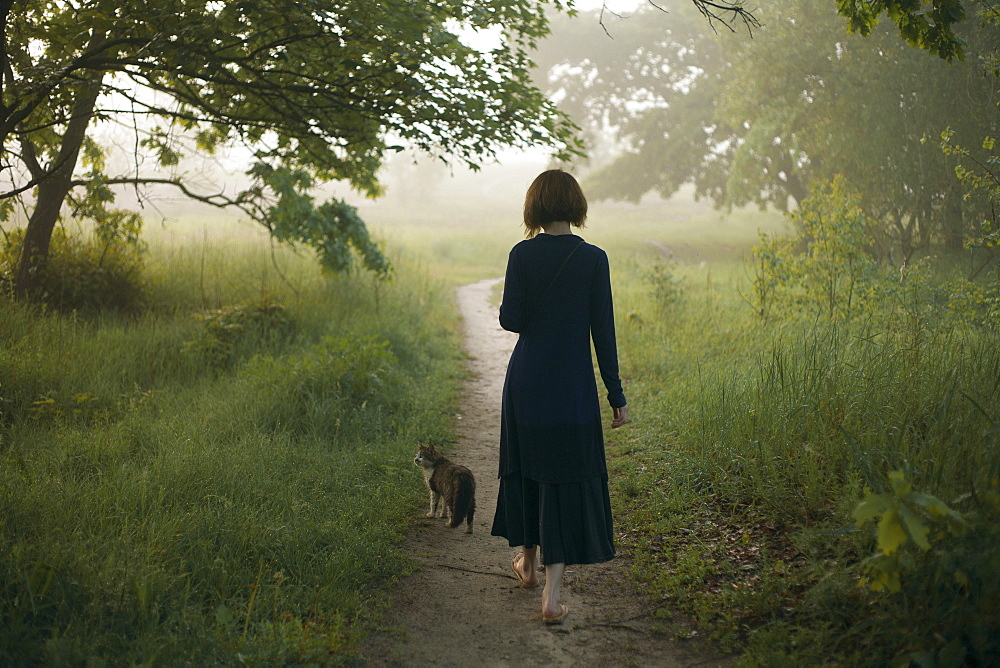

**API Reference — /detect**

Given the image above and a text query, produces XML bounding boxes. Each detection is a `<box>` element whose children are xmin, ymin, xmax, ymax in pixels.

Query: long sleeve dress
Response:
<box><xmin>490</xmin><ymin>233</ymin><xmax>626</xmax><ymax>566</ymax></box>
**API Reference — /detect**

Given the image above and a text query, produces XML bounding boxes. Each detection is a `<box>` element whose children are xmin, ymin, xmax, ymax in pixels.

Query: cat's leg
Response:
<box><xmin>426</xmin><ymin>489</ymin><xmax>437</xmax><ymax>517</ymax></box>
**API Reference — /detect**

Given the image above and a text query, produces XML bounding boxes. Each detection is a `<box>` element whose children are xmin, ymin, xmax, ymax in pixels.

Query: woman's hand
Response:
<box><xmin>611</xmin><ymin>404</ymin><xmax>629</xmax><ymax>429</ymax></box>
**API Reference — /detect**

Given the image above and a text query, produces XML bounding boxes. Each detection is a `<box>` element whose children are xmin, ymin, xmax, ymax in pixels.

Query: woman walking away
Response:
<box><xmin>491</xmin><ymin>169</ymin><xmax>629</xmax><ymax>625</ymax></box>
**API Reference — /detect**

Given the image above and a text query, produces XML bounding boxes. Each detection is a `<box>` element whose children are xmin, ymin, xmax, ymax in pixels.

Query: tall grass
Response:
<box><xmin>0</xmin><ymin>231</ymin><xmax>463</xmax><ymax>663</ymax></box>
<box><xmin>605</xmin><ymin>245</ymin><xmax>1000</xmax><ymax>663</ymax></box>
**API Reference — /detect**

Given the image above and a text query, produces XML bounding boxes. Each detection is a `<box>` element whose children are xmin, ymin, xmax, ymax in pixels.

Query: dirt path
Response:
<box><xmin>360</xmin><ymin>277</ymin><xmax>726</xmax><ymax>666</ymax></box>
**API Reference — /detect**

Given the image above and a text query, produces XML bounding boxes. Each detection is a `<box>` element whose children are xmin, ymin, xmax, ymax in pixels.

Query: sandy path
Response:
<box><xmin>360</xmin><ymin>277</ymin><xmax>724</xmax><ymax>666</ymax></box>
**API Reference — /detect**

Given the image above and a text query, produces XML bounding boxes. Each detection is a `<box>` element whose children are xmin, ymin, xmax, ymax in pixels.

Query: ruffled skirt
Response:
<box><xmin>491</xmin><ymin>473</ymin><xmax>615</xmax><ymax>566</ymax></box>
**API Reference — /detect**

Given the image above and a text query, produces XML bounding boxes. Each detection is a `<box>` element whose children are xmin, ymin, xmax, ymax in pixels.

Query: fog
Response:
<box><xmin>8</xmin><ymin>0</ymin><xmax>993</xmax><ymax>274</ymax></box>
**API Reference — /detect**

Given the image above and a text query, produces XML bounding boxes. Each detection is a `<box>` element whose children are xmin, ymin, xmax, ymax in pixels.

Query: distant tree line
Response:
<box><xmin>540</xmin><ymin>0</ymin><xmax>999</xmax><ymax>266</ymax></box>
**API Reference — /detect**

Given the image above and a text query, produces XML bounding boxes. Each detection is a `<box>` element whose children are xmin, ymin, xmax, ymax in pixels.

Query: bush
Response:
<box><xmin>645</xmin><ymin>260</ymin><xmax>684</xmax><ymax>311</ymax></box>
<box><xmin>751</xmin><ymin>176</ymin><xmax>879</xmax><ymax>320</ymax></box>
<box><xmin>751</xmin><ymin>177</ymin><xmax>999</xmax><ymax>331</ymax></box>
<box><xmin>0</xmin><ymin>227</ymin><xmax>147</xmax><ymax>312</ymax></box>
<box><xmin>182</xmin><ymin>299</ymin><xmax>296</xmax><ymax>368</ymax></box>
<box><xmin>854</xmin><ymin>471</ymin><xmax>1000</xmax><ymax>665</ymax></box>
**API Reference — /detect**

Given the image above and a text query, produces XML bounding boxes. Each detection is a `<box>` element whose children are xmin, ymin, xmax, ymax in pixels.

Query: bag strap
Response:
<box><xmin>527</xmin><ymin>238</ymin><xmax>585</xmax><ymax>323</ymax></box>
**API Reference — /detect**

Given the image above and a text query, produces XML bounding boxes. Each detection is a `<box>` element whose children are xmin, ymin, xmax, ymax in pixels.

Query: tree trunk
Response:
<box><xmin>14</xmin><ymin>74</ymin><xmax>103</xmax><ymax>299</ymax></box>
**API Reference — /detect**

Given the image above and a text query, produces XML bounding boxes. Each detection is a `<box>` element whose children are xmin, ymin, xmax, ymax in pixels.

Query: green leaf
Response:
<box><xmin>853</xmin><ymin>494</ymin><xmax>891</xmax><ymax>525</ymax></box>
<box><xmin>897</xmin><ymin>505</ymin><xmax>931</xmax><ymax>551</ymax></box>
<box><xmin>907</xmin><ymin>492</ymin><xmax>953</xmax><ymax>517</ymax></box>
<box><xmin>877</xmin><ymin>508</ymin><xmax>908</xmax><ymax>555</ymax></box>
<box><xmin>887</xmin><ymin>470</ymin><xmax>912</xmax><ymax>496</ymax></box>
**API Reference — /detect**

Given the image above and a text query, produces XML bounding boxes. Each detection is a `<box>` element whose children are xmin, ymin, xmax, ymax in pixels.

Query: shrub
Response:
<box><xmin>854</xmin><ymin>471</ymin><xmax>1000</xmax><ymax>665</ymax></box>
<box><xmin>751</xmin><ymin>177</ymin><xmax>999</xmax><ymax>330</ymax></box>
<box><xmin>0</xmin><ymin>227</ymin><xmax>147</xmax><ymax>312</ymax></box>
<box><xmin>645</xmin><ymin>260</ymin><xmax>684</xmax><ymax>312</ymax></box>
<box><xmin>751</xmin><ymin>176</ymin><xmax>879</xmax><ymax>320</ymax></box>
<box><xmin>182</xmin><ymin>299</ymin><xmax>296</xmax><ymax>367</ymax></box>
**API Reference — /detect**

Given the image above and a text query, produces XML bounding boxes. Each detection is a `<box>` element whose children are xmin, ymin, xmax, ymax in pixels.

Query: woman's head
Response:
<box><xmin>523</xmin><ymin>169</ymin><xmax>588</xmax><ymax>237</ymax></box>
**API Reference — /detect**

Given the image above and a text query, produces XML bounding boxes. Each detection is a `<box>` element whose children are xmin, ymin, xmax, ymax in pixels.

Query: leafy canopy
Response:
<box><xmin>538</xmin><ymin>0</ymin><xmax>998</xmax><ymax>259</ymax></box>
<box><xmin>1</xmin><ymin>0</ymin><xmax>582</xmax><ymax>277</ymax></box>
<box><xmin>836</xmin><ymin>0</ymin><xmax>968</xmax><ymax>60</ymax></box>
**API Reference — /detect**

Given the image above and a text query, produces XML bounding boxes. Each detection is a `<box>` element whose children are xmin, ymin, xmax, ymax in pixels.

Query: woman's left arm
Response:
<box><xmin>590</xmin><ymin>251</ymin><xmax>627</xmax><ymax>410</ymax></box>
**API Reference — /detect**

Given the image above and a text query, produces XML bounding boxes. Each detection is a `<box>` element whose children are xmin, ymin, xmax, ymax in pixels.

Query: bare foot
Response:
<box><xmin>542</xmin><ymin>603</ymin><xmax>569</xmax><ymax>625</ymax></box>
<box><xmin>542</xmin><ymin>562</ymin><xmax>566</xmax><ymax>620</ymax></box>
<box><xmin>511</xmin><ymin>553</ymin><xmax>539</xmax><ymax>588</ymax></box>
<box><xmin>541</xmin><ymin>599</ymin><xmax>565</xmax><ymax>619</ymax></box>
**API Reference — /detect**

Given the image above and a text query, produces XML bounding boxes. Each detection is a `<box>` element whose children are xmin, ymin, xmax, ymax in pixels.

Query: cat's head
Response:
<box><xmin>413</xmin><ymin>443</ymin><xmax>442</xmax><ymax>469</ymax></box>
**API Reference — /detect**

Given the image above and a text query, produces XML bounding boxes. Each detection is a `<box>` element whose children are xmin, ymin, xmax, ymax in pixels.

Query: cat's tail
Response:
<box><xmin>449</xmin><ymin>470</ymin><xmax>476</xmax><ymax>532</ymax></box>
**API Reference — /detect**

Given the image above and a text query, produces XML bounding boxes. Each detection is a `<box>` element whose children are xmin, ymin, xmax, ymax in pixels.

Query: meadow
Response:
<box><xmin>1</xmin><ymin>219</ymin><xmax>465</xmax><ymax>663</ymax></box>
<box><xmin>374</xmin><ymin>178</ymin><xmax>999</xmax><ymax>664</ymax></box>
<box><xmin>2</xmin><ymin>170</ymin><xmax>997</xmax><ymax>664</ymax></box>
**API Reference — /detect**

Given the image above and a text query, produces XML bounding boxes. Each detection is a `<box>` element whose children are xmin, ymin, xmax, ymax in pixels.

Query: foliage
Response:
<box><xmin>255</xmin><ymin>165</ymin><xmax>392</xmax><ymax>278</ymax></box>
<box><xmin>939</xmin><ymin>129</ymin><xmax>1000</xmax><ymax>282</ymax></box>
<box><xmin>0</xmin><ymin>235</ymin><xmax>463</xmax><ymax>663</ymax></box>
<box><xmin>853</xmin><ymin>470</ymin><xmax>966</xmax><ymax>593</ymax></box>
<box><xmin>835</xmin><ymin>0</ymin><xmax>968</xmax><ymax>60</ymax></box>
<box><xmin>853</xmin><ymin>470</ymin><xmax>1000</xmax><ymax>665</ymax></box>
<box><xmin>751</xmin><ymin>176</ymin><xmax>1000</xmax><ymax>328</ymax></box>
<box><xmin>182</xmin><ymin>299</ymin><xmax>296</xmax><ymax>368</ymax></box>
<box><xmin>539</xmin><ymin>0</ymin><xmax>999</xmax><ymax>256</ymax></box>
<box><xmin>0</xmin><ymin>226</ymin><xmax>146</xmax><ymax>312</ymax></box>
<box><xmin>1</xmin><ymin>0</ymin><xmax>583</xmax><ymax>293</ymax></box>
<box><xmin>751</xmin><ymin>177</ymin><xmax>879</xmax><ymax>320</ymax></box>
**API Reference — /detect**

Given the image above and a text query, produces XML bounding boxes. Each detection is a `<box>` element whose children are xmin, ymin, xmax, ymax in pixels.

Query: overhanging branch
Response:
<box><xmin>599</xmin><ymin>1</ymin><xmax>760</xmax><ymax>39</ymax></box>
<box><xmin>66</xmin><ymin>175</ymin><xmax>271</xmax><ymax>225</ymax></box>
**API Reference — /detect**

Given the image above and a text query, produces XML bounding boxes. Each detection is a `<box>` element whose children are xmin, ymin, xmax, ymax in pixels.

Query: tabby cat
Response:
<box><xmin>413</xmin><ymin>444</ymin><xmax>476</xmax><ymax>534</ymax></box>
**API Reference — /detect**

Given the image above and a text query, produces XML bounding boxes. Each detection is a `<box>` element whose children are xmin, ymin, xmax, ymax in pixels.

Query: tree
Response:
<box><xmin>538</xmin><ymin>0</ymin><xmax>998</xmax><ymax>259</ymax></box>
<box><xmin>536</xmin><ymin>1</ymin><xmax>744</xmax><ymax>205</ymax></box>
<box><xmin>1</xmin><ymin>0</ymin><xmax>581</xmax><ymax>298</ymax></box>
<box><xmin>716</xmin><ymin>0</ymin><xmax>998</xmax><ymax>257</ymax></box>
<box><xmin>835</xmin><ymin>0</ymin><xmax>969</xmax><ymax>61</ymax></box>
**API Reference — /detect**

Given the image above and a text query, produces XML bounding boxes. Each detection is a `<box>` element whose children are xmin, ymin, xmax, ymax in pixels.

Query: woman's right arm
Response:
<box><xmin>499</xmin><ymin>247</ymin><xmax>525</xmax><ymax>333</ymax></box>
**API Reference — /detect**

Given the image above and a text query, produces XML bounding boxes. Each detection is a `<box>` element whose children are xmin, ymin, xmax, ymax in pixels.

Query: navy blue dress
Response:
<box><xmin>490</xmin><ymin>233</ymin><xmax>626</xmax><ymax>565</ymax></box>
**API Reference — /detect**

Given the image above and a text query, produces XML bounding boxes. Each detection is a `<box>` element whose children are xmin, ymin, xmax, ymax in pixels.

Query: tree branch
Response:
<box><xmin>598</xmin><ymin>1</ymin><xmax>760</xmax><ymax>39</ymax></box>
<box><xmin>689</xmin><ymin>0</ymin><xmax>761</xmax><ymax>35</ymax></box>
<box><xmin>0</xmin><ymin>149</ymin><xmax>76</xmax><ymax>200</ymax></box>
<box><xmin>66</xmin><ymin>175</ymin><xmax>270</xmax><ymax>223</ymax></box>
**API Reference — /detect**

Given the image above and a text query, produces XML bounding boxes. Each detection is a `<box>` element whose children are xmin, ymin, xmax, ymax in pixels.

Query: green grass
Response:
<box><xmin>603</xmin><ymin>240</ymin><xmax>1000</xmax><ymax>663</ymax></box>
<box><xmin>0</xmin><ymin>232</ymin><xmax>464</xmax><ymax>664</ymax></box>
<box><xmin>5</xmin><ymin>182</ymin><xmax>995</xmax><ymax>664</ymax></box>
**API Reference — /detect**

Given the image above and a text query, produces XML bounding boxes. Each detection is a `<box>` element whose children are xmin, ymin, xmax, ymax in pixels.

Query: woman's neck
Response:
<box><xmin>541</xmin><ymin>221</ymin><xmax>573</xmax><ymax>236</ymax></box>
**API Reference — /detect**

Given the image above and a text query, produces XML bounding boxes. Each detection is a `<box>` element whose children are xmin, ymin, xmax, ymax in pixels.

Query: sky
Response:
<box><xmin>576</xmin><ymin>0</ymin><xmax>645</xmax><ymax>11</ymax></box>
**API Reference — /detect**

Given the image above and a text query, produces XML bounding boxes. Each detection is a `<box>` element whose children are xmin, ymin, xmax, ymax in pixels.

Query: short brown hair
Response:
<box><xmin>523</xmin><ymin>169</ymin><xmax>588</xmax><ymax>237</ymax></box>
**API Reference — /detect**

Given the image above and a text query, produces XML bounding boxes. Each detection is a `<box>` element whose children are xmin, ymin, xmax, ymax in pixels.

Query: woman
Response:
<box><xmin>491</xmin><ymin>169</ymin><xmax>629</xmax><ymax>625</ymax></box>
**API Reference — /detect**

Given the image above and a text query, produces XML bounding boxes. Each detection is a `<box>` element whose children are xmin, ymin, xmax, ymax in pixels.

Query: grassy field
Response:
<box><xmin>2</xmin><ymin>176</ymin><xmax>997</xmax><ymax>664</ymax></box>
<box><xmin>374</xmin><ymin>183</ymin><xmax>999</xmax><ymax>664</ymax></box>
<box><xmin>605</xmin><ymin>256</ymin><xmax>1000</xmax><ymax>664</ymax></box>
<box><xmin>0</xmin><ymin>226</ymin><xmax>465</xmax><ymax>663</ymax></box>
